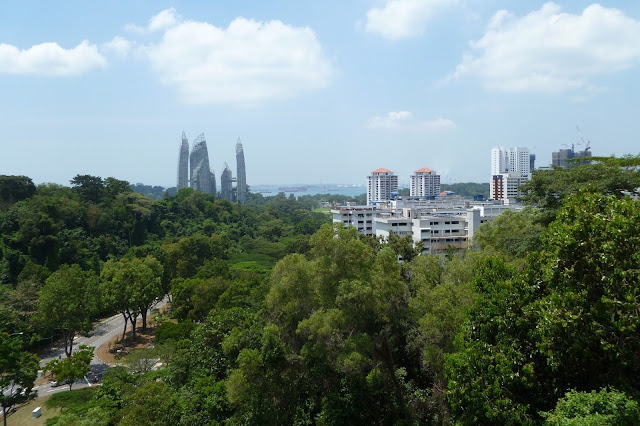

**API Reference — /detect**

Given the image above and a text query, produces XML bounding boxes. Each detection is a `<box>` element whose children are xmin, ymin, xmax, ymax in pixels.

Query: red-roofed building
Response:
<box><xmin>367</xmin><ymin>168</ymin><xmax>398</xmax><ymax>204</ymax></box>
<box><xmin>411</xmin><ymin>167</ymin><xmax>441</xmax><ymax>197</ymax></box>
<box><xmin>371</xmin><ymin>167</ymin><xmax>393</xmax><ymax>174</ymax></box>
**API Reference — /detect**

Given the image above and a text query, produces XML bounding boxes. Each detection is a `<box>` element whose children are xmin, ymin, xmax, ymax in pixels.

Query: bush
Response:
<box><xmin>155</xmin><ymin>321</ymin><xmax>195</xmax><ymax>344</ymax></box>
<box><xmin>542</xmin><ymin>388</ymin><xmax>640</xmax><ymax>425</ymax></box>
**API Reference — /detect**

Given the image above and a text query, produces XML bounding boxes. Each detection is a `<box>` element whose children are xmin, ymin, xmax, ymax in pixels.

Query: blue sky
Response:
<box><xmin>1</xmin><ymin>1</ymin><xmax>640</xmax><ymax>187</ymax></box>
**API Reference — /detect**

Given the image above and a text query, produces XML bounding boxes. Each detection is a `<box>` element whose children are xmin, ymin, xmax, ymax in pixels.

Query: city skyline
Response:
<box><xmin>2</xmin><ymin>1</ymin><xmax>640</xmax><ymax>187</ymax></box>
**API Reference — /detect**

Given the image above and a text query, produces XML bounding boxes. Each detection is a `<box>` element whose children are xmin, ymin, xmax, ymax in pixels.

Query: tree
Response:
<box><xmin>103</xmin><ymin>177</ymin><xmax>131</xmax><ymax>200</ymax></box>
<box><xmin>227</xmin><ymin>224</ymin><xmax>439</xmax><ymax>424</ymax></box>
<box><xmin>542</xmin><ymin>388</ymin><xmax>640</xmax><ymax>426</ymax></box>
<box><xmin>446</xmin><ymin>191</ymin><xmax>640</xmax><ymax>423</ymax></box>
<box><xmin>38</xmin><ymin>264</ymin><xmax>97</xmax><ymax>357</ymax></box>
<box><xmin>472</xmin><ymin>208</ymin><xmax>543</xmax><ymax>263</ymax></box>
<box><xmin>70</xmin><ymin>175</ymin><xmax>105</xmax><ymax>203</ymax></box>
<box><xmin>0</xmin><ymin>332</ymin><xmax>39</xmax><ymax>426</ymax></box>
<box><xmin>0</xmin><ymin>175</ymin><xmax>35</xmax><ymax>206</ymax></box>
<box><xmin>44</xmin><ymin>345</ymin><xmax>94</xmax><ymax>391</ymax></box>
<box><xmin>132</xmin><ymin>256</ymin><xmax>164</xmax><ymax>330</ymax></box>
<box><xmin>520</xmin><ymin>155</ymin><xmax>640</xmax><ymax>224</ymax></box>
<box><xmin>101</xmin><ymin>256</ymin><xmax>163</xmax><ymax>340</ymax></box>
<box><xmin>119</xmin><ymin>380</ymin><xmax>179</xmax><ymax>426</ymax></box>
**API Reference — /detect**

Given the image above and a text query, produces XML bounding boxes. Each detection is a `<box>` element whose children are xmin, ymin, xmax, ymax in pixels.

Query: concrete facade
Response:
<box><xmin>236</xmin><ymin>138</ymin><xmax>247</xmax><ymax>205</ymax></box>
<box><xmin>490</xmin><ymin>146</ymin><xmax>531</xmax><ymax>203</ymax></box>
<box><xmin>410</xmin><ymin>168</ymin><xmax>441</xmax><ymax>197</ymax></box>
<box><xmin>177</xmin><ymin>131</ymin><xmax>189</xmax><ymax>190</ymax></box>
<box><xmin>367</xmin><ymin>168</ymin><xmax>398</xmax><ymax>205</ymax></box>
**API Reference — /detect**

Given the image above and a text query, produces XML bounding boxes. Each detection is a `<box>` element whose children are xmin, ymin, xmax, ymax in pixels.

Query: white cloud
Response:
<box><xmin>101</xmin><ymin>36</ymin><xmax>132</xmax><ymax>57</ymax></box>
<box><xmin>368</xmin><ymin>111</ymin><xmax>454</xmax><ymax>130</ymax></box>
<box><xmin>124</xmin><ymin>8</ymin><xmax>180</xmax><ymax>34</ymax></box>
<box><xmin>448</xmin><ymin>2</ymin><xmax>640</xmax><ymax>93</ymax></box>
<box><xmin>143</xmin><ymin>13</ymin><xmax>333</xmax><ymax>104</ymax></box>
<box><xmin>0</xmin><ymin>40</ymin><xmax>106</xmax><ymax>76</ymax></box>
<box><xmin>365</xmin><ymin>0</ymin><xmax>458</xmax><ymax>40</ymax></box>
<box><xmin>148</xmin><ymin>8</ymin><xmax>179</xmax><ymax>32</ymax></box>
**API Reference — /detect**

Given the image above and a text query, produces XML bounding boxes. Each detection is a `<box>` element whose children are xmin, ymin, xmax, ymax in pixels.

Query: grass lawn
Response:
<box><xmin>5</xmin><ymin>395</ymin><xmax>61</xmax><ymax>426</ymax></box>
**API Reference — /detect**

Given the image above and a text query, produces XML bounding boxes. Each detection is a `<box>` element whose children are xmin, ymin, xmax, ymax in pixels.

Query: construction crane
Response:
<box><xmin>576</xmin><ymin>125</ymin><xmax>591</xmax><ymax>151</ymax></box>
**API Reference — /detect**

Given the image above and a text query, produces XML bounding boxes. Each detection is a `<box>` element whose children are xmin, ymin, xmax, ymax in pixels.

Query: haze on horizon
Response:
<box><xmin>1</xmin><ymin>1</ymin><xmax>640</xmax><ymax>188</ymax></box>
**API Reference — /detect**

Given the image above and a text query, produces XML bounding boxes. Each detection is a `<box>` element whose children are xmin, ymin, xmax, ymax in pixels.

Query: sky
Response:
<box><xmin>1</xmin><ymin>1</ymin><xmax>640</xmax><ymax>187</ymax></box>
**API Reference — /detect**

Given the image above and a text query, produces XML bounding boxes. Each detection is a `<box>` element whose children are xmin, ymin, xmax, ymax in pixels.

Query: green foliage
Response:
<box><xmin>533</xmin><ymin>191</ymin><xmax>640</xmax><ymax>393</ymax></box>
<box><xmin>542</xmin><ymin>388</ymin><xmax>640</xmax><ymax>426</ymax></box>
<box><xmin>447</xmin><ymin>191</ymin><xmax>640</xmax><ymax>424</ymax></box>
<box><xmin>101</xmin><ymin>255</ymin><xmax>164</xmax><ymax>338</ymax></box>
<box><xmin>155</xmin><ymin>321</ymin><xmax>196</xmax><ymax>344</ymax></box>
<box><xmin>472</xmin><ymin>208</ymin><xmax>544</xmax><ymax>263</ymax></box>
<box><xmin>119</xmin><ymin>380</ymin><xmax>180</xmax><ymax>426</ymax></box>
<box><xmin>38</xmin><ymin>264</ymin><xmax>98</xmax><ymax>356</ymax></box>
<box><xmin>45</xmin><ymin>387</ymin><xmax>96</xmax><ymax>410</ymax></box>
<box><xmin>520</xmin><ymin>155</ymin><xmax>640</xmax><ymax>224</ymax></box>
<box><xmin>441</xmin><ymin>182</ymin><xmax>490</xmax><ymax>198</ymax></box>
<box><xmin>0</xmin><ymin>331</ymin><xmax>39</xmax><ymax>422</ymax></box>
<box><xmin>226</xmin><ymin>223</ymin><xmax>463</xmax><ymax>424</ymax></box>
<box><xmin>130</xmin><ymin>183</ymin><xmax>170</xmax><ymax>200</ymax></box>
<box><xmin>44</xmin><ymin>345</ymin><xmax>94</xmax><ymax>391</ymax></box>
<box><xmin>0</xmin><ymin>175</ymin><xmax>35</xmax><ymax>206</ymax></box>
<box><xmin>70</xmin><ymin>174</ymin><xmax>105</xmax><ymax>203</ymax></box>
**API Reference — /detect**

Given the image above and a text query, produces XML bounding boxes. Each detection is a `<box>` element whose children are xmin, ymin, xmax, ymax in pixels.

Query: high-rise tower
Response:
<box><xmin>177</xmin><ymin>131</ymin><xmax>189</xmax><ymax>190</ymax></box>
<box><xmin>189</xmin><ymin>133</ymin><xmax>216</xmax><ymax>196</ymax></box>
<box><xmin>235</xmin><ymin>138</ymin><xmax>247</xmax><ymax>205</ymax></box>
<box><xmin>490</xmin><ymin>146</ymin><xmax>531</xmax><ymax>202</ymax></box>
<box><xmin>221</xmin><ymin>162</ymin><xmax>233</xmax><ymax>201</ymax></box>
<box><xmin>367</xmin><ymin>168</ymin><xmax>398</xmax><ymax>205</ymax></box>
<box><xmin>410</xmin><ymin>168</ymin><xmax>441</xmax><ymax>197</ymax></box>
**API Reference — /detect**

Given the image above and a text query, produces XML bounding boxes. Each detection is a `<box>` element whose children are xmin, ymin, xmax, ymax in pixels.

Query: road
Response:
<box><xmin>33</xmin><ymin>297</ymin><xmax>167</xmax><ymax>397</ymax></box>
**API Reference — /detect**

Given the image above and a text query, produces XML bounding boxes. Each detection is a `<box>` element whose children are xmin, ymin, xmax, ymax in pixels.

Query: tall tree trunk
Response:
<box><xmin>131</xmin><ymin>314</ymin><xmax>138</xmax><ymax>338</ymax></box>
<box><xmin>67</xmin><ymin>332</ymin><xmax>74</xmax><ymax>358</ymax></box>
<box><xmin>62</xmin><ymin>329</ymin><xmax>69</xmax><ymax>357</ymax></box>
<box><xmin>3</xmin><ymin>404</ymin><xmax>7</xmax><ymax>426</ymax></box>
<box><xmin>121</xmin><ymin>312</ymin><xmax>128</xmax><ymax>342</ymax></box>
<box><xmin>141</xmin><ymin>308</ymin><xmax>147</xmax><ymax>330</ymax></box>
<box><xmin>380</xmin><ymin>336</ymin><xmax>406</xmax><ymax>413</ymax></box>
<box><xmin>62</xmin><ymin>329</ymin><xmax>74</xmax><ymax>357</ymax></box>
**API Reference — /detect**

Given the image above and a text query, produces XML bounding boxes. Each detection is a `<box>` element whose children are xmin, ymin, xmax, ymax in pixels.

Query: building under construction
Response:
<box><xmin>552</xmin><ymin>126</ymin><xmax>592</xmax><ymax>168</ymax></box>
<box><xmin>551</xmin><ymin>147</ymin><xmax>591</xmax><ymax>168</ymax></box>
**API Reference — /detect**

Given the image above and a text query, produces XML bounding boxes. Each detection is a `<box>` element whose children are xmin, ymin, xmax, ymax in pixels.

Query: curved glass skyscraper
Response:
<box><xmin>236</xmin><ymin>138</ymin><xmax>247</xmax><ymax>205</ymax></box>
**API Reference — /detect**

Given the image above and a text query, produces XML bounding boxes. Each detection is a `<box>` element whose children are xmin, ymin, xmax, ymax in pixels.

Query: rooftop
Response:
<box><xmin>371</xmin><ymin>167</ymin><xmax>393</xmax><ymax>174</ymax></box>
<box><xmin>415</xmin><ymin>167</ymin><xmax>436</xmax><ymax>173</ymax></box>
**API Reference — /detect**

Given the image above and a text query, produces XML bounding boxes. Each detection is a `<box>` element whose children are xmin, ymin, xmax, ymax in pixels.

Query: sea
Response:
<box><xmin>250</xmin><ymin>183</ymin><xmax>366</xmax><ymax>198</ymax></box>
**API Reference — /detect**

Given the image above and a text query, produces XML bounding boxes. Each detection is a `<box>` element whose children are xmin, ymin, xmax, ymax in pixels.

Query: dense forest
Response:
<box><xmin>2</xmin><ymin>157</ymin><xmax>640</xmax><ymax>425</ymax></box>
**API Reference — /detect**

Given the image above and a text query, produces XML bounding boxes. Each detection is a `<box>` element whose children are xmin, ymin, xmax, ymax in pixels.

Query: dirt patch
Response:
<box><xmin>96</xmin><ymin>321</ymin><xmax>157</xmax><ymax>365</ymax></box>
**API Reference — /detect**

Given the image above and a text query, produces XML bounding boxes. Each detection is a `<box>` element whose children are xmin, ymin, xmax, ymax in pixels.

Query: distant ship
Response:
<box><xmin>279</xmin><ymin>186</ymin><xmax>307</xmax><ymax>192</ymax></box>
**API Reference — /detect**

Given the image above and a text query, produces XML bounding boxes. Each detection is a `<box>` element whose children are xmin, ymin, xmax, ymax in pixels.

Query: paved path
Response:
<box><xmin>33</xmin><ymin>297</ymin><xmax>167</xmax><ymax>396</ymax></box>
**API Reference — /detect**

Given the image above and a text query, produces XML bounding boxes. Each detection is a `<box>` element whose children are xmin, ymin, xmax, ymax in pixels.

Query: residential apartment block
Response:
<box><xmin>490</xmin><ymin>146</ymin><xmax>532</xmax><ymax>203</ymax></box>
<box><xmin>410</xmin><ymin>168</ymin><xmax>441</xmax><ymax>197</ymax></box>
<box><xmin>367</xmin><ymin>168</ymin><xmax>398</xmax><ymax>205</ymax></box>
<box><xmin>332</xmin><ymin>197</ymin><xmax>522</xmax><ymax>254</ymax></box>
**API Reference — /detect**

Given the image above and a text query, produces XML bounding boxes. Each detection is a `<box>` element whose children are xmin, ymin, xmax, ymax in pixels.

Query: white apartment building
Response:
<box><xmin>333</xmin><ymin>198</ymin><xmax>523</xmax><ymax>254</ymax></box>
<box><xmin>331</xmin><ymin>205</ymin><xmax>388</xmax><ymax>236</ymax></box>
<box><xmin>490</xmin><ymin>147</ymin><xmax>532</xmax><ymax>203</ymax></box>
<box><xmin>375</xmin><ymin>209</ymin><xmax>469</xmax><ymax>253</ymax></box>
<box><xmin>367</xmin><ymin>168</ymin><xmax>398</xmax><ymax>205</ymax></box>
<box><xmin>410</xmin><ymin>168</ymin><xmax>441</xmax><ymax>197</ymax></box>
